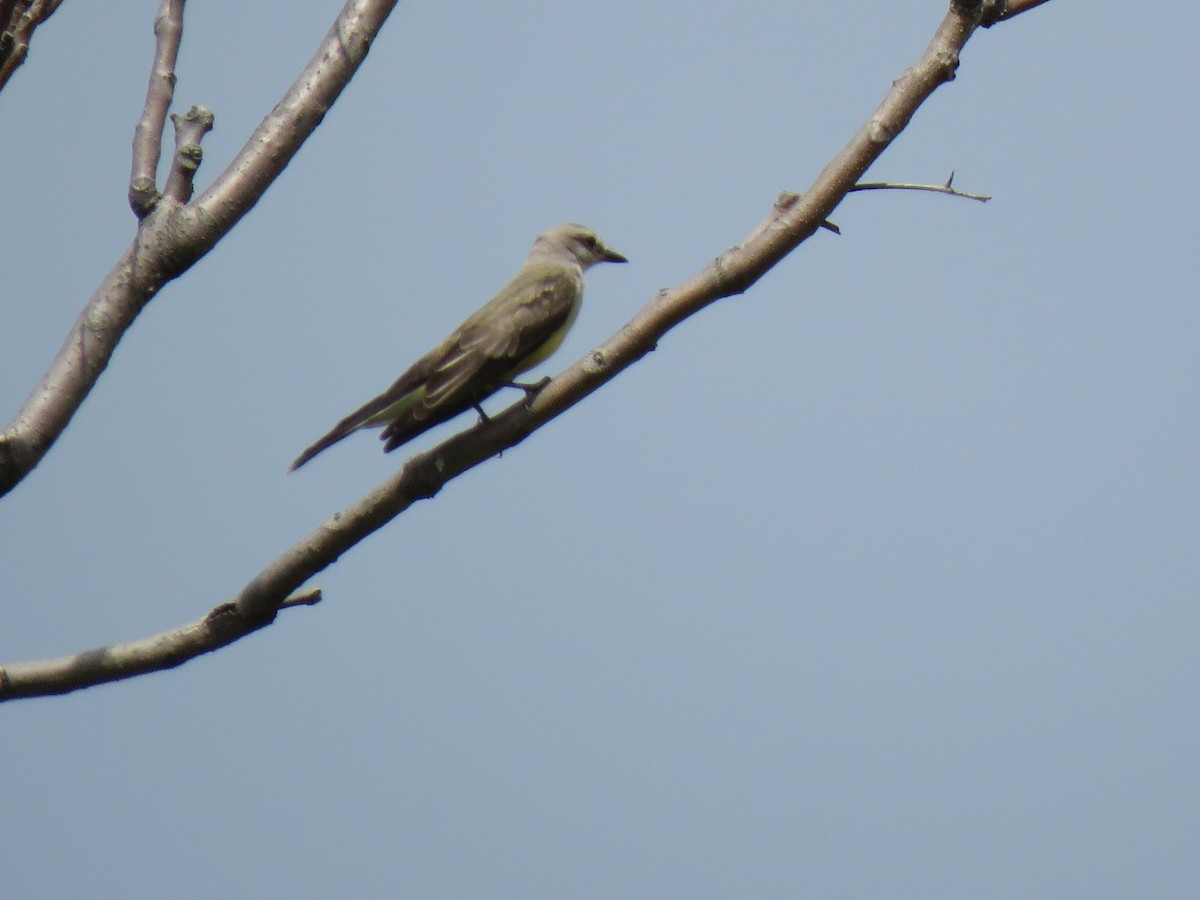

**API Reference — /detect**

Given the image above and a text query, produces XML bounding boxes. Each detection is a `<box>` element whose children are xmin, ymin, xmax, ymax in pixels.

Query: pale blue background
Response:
<box><xmin>2</xmin><ymin>1</ymin><xmax>1197</xmax><ymax>897</ymax></box>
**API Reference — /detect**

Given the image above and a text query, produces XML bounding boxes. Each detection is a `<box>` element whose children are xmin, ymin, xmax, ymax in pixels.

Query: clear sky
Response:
<box><xmin>3</xmin><ymin>1</ymin><xmax>1198</xmax><ymax>897</ymax></box>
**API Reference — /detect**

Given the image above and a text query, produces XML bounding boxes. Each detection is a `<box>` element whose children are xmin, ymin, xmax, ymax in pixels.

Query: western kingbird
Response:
<box><xmin>290</xmin><ymin>223</ymin><xmax>627</xmax><ymax>471</ymax></box>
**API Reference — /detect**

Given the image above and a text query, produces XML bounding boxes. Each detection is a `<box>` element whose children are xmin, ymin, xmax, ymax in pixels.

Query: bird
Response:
<box><xmin>289</xmin><ymin>223</ymin><xmax>627</xmax><ymax>471</ymax></box>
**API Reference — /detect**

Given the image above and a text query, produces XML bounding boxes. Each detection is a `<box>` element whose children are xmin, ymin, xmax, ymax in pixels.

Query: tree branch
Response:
<box><xmin>0</xmin><ymin>0</ymin><xmax>64</xmax><ymax>94</ymax></box>
<box><xmin>0</xmin><ymin>0</ymin><xmax>399</xmax><ymax>499</ymax></box>
<box><xmin>129</xmin><ymin>0</ymin><xmax>186</xmax><ymax>217</ymax></box>
<box><xmin>192</xmin><ymin>2</ymin><xmax>390</xmax><ymax>232</ymax></box>
<box><xmin>0</xmin><ymin>0</ymin><xmax>1058</xmax><ymax>701</ymax></box>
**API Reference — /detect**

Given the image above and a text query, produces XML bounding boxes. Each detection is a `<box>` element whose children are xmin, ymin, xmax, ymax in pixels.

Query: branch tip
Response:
<box><xmin>163</xmin><ymin>104</ymin><xmax>215</xmax><ymax>203</ymax></box>
<box><xmin>281</xmin><ymin>588</ymin><xmax>323</xmax><ymax>609</ymax></box>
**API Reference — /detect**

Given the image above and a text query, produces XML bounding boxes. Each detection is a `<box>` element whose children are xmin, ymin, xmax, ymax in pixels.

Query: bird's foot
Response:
<box><xmin>503</xmin><ymin>377</ymin><xmax>552</xmax><ymax>408</ymax></box>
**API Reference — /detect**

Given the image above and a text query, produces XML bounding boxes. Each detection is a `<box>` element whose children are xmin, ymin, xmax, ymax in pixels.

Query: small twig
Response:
<box><xmin>129</xmin><ymin>0</ymin><xmax>187</xmax><ymax>217</ymax></box>
<box><xmin>280</xmin><ymin>588</ymin><xmax>323</xmax><ymax>609</ymax></box>
<box><xmin>849</xmin><ymin>171</ymin><xmax>991</xmax><ymax>202</ymax></box>
<box><xmin>163</xmin><ymin>105</ymin><xmax>214</xmax><ymax>203</ymax></box>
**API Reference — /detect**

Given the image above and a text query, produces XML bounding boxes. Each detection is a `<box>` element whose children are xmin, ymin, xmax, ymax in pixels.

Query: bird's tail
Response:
<box><xmin>289</xmin><ymin>406</ymin><xmax>382</xmax><ymax>471</ymax></box>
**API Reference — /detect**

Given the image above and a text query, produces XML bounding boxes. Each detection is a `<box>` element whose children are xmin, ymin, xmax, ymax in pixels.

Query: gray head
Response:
<box><xmin>529</xmin><ymin>223</ymin><xmax>628</xmax><ymax>271</ymax></box>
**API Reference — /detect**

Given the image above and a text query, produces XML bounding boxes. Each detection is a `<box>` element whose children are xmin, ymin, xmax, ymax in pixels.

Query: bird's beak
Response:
<box><xmin>602</xmin><ymin>246</ymin><xmax>628</xmax><ymax>264</ymax></box>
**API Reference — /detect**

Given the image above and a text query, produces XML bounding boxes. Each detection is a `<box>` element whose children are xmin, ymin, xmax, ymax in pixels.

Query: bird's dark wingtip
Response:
<box><xmin>288</xmin><ymin>442</ymin><xmax>326</xmax><ymax>472</ymax></box>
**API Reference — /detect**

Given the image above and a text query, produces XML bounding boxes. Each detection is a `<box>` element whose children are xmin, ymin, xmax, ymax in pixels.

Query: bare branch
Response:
<box><xmin>0</xmin><ymin>0</ymin><xmax>1055</xmax><ymax>701</ymax></box>
<box><xmin>192</xmin><ymin>1</ymin><xmax>393</xmax><ymax>232</ymax></box>
<box><xmin>0</xmin><ymin>0</ymin><xmax>65</xmax><ymax>94</ymax></box>
<box><xmin>0</xmin><ymin>593</ymin><xmax>319</xmax><ymax>700</ymax></box>
<box><xmin>0</xmin><ymin>0</ymin><xmax>399</xmax><ymax>499</ymax></box>
<box><xmin>129</xmin><ymin>0</ymin><xmax>186</xmax><ymax>217</ymax></box>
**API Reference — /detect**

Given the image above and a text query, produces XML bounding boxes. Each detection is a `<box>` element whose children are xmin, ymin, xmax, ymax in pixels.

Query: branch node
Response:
<box><xmin>866</xmin><ymin>118</ymin><xmax>897</xmax><ymax>145</ymax></box>
<box><xmin>128</xmin><ymin>176</ymin><xmax>162</xmax><ymax>217</ymax></box>
<box><xmin>774</xmin><ymin>190</ymin><xmax>801</xmax><ymax>211</ymax></box>
<box><xmin>583</xmin><ymin>349</ymin><xmax>611</xmax><ymax>375</ymax></box>
<box><xmin>977</xmin><ymin>0</ymin><xmax>1007</xmax><ymax>26</ymax></box>
<box><xmin>163</xmin><ymin>105</ymin><xmax>215</xmax><ymax>203</ymax></box>
<box><xmin>204</xmin><ymin>601</ymin><xmax>248</xmax><ymax>638</ymax></box>
<box><xmin>935</xmin><ymin>49</ymin><xmax>961</xmax><ymax>80</ymax></box>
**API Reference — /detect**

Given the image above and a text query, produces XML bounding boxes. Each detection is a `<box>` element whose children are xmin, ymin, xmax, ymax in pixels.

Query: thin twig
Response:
<box><xmin>280</xmin><ymin>589</ymin><xmax>323</xmax><ymax>609</ymax></box>
<box><xmin>163</xmin><ymin>105</ymin><xmax>214</xmax><ymax>203</ymax></box>
<box><xmin>850</xmin><ymin>173</ymin><xmax>991</xmax><ymax>203</ymax></box>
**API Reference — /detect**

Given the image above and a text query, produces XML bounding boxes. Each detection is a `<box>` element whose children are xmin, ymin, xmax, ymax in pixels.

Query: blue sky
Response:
<box><xmin>3</xmin><ymin>2</ymin><xmax>1198</xmax><ymax>897</ymax></box>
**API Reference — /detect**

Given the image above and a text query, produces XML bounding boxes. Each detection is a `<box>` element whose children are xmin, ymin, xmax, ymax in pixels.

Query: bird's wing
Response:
<box><xmin>418</xmin><ymin>268</ymin><xmax>581</xmax><ymax>415</ymax></box>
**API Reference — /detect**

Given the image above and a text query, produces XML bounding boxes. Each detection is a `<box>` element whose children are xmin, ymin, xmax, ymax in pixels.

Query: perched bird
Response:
<box><xmin>290</xmin><ymin>223</ymin><xmax>627</xmax><ymax>471</ymax></box>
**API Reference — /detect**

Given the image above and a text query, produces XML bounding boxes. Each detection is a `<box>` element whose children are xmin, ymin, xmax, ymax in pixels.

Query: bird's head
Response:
<box><xmin>531</xmin><ymin>223</ymin><xmax>628</xmax><ymax>271</ymax></box>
